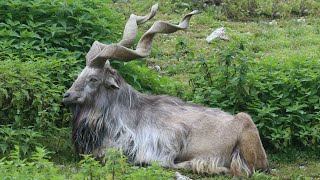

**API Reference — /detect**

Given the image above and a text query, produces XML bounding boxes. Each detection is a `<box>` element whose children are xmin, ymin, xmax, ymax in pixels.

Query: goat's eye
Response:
<box><xmin>89</xmin><ymin>77</ymin><xmax>98</xmax><ymax>82</ymax></box>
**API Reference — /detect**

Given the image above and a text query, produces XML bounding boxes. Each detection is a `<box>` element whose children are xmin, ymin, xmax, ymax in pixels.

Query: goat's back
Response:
<box><xmin>140</xmin><ymin>96</ymin><xmax>245</xmax><ymax>161</ymax></box>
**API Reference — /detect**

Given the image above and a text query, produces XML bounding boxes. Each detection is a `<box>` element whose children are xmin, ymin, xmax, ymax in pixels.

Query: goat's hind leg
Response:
<box><xmin>235</xmin><ymin>113</ymin><xmax>269</xmax><ymax>177</ymax></box>
<box><xmin>238</xmin><ymin>130</ymin><xmax>268</xmax><ymax>175</ymax></box>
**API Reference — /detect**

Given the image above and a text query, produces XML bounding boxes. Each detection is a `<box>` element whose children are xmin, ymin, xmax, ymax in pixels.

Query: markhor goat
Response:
<box><xmin>63</xmin><ymin>4</ymin><xmax>268</xmax><ymax>177</ymax></box>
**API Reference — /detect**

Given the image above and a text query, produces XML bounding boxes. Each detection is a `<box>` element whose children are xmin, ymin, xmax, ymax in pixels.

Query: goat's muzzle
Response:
<box><xmin>64</xmin><ymin>92</ymin><xmax>71</xmax><ymax>98</ymax></box>
<box><xmin>63</xmin><ymin>91</ymin><xmax>79</xmax><ymax>105</ymax></box>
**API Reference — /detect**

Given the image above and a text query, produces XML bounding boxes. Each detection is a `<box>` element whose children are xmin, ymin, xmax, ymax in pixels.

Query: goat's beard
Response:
<box><xmin>70</xmin><ymin>104</ymin><xmax>82</xmax><ymax>154</ymax></box>
<box><xmin>71</xmin><ymin>105</ymin><xmax>81</xmax><ymax>143</ymax></box>
<box><xmin>70</xmin><ymin>104</ymin><xmax>107</xmax><ymax>155</ymax></box>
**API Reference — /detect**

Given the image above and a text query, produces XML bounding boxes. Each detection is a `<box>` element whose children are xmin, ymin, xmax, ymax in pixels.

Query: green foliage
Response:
<box><xmin>0</xmin><ymin>0</ymin><xmax>122</xmax><ymax>57</ymax></box>
<box><xmin>0</xmin><ymin>125</ymin><xmax>73</xmax><ymax>162</ymax></box>
<box><xmin>0</xmin><ymin>126</ymin><xmax>43</xmax><ymax>157</ymax></box>
<box><xmin>0</xmin><ymin>55</ymin><xmax>79</xmax><ymax>128</ymax></box>
<box><xmin>188</xmin><ymin>39</ymin><xmax>320</xmax><ymax>151</ymax></box>
<box><xmin>129</xmin><ymin>163</ymin><xmax>174</xmax><ymax>180</ymax></box>
<box><xmin>75</xmin><ymin>148</ymin><xmax>173</xmax><ymax>180</ymax></box>
<box><xmin>0</xmin><ymin>146</ymin><xmax>65</xmax><ymax>180</ymax></box>
<box><xmin>0</xmin><ymin>147</ymin><xmax>174</xmax><ymax>179</ymax></box>
<box><xmin>112</xmin><ymin>60</ymin><xmax>183</xmax><ymax>95</ymax></box>
<box><xmin>248</xmin><ymin>57</ymin><xmax>320</xmax><ymax>150</ymax></box>
<box><xmin>73</xmin><ymin>149</ymin><xmax>128</xmax><ymax>179</ymax></box>
<box><xmin>75</xmin><ymin>154</ymin><xmax>108</xmax><ymax>179</ymax></box>
<box><xmin>171</xmin><ymin>0</ymin><xmax>320</xmax><ymax>20</ymax></box>
<box><xmin>189</xmin><ymin>40</ymin><xmax>251</xmax><ymax>112</ymax></box>
<box><xmin>39</xmin><ymin>127</ymin><xmax>75</xmax><ymax>163</ymax></box>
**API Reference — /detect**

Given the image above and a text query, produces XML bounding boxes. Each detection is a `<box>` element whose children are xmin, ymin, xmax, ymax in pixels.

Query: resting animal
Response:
<box><xmin>63</xmin><ymin>4</ymin><xmax>268</xmax><ymax>177</ymax></box>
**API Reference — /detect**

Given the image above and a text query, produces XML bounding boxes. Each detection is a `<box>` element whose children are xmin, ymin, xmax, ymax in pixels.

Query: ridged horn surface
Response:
<box><xmin>87</xmin><ymin>7</ymin><xmax>200</xmax><ymax>68</ymax></box>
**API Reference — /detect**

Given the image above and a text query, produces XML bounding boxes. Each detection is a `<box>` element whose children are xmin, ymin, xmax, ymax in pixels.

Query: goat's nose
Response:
<box><xmin>63</xmin><ymin>92</ymin><xmax>70</xmax><ymax>98</ymax></box>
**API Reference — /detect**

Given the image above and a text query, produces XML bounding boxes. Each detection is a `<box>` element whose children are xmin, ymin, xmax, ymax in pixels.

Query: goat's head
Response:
<box><xmin>63</xmin><ymin>4</ymin><xmax>199</xmax><ymax>105</ymax></box>
<box><xmin>63</xmin><ymin>63</ymin><xmax>121</xmax><ymax>105</ymax></box>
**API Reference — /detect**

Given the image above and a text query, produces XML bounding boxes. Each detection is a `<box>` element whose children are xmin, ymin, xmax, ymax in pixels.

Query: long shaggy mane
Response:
<box><xmin>71</xmin><ymin>82</ymin><xmax>190</xmax><ymax>166</ymax></box>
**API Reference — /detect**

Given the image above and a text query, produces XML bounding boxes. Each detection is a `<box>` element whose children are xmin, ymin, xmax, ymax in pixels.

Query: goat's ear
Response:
<box><xmin>105</xmin><ymin>77</ymin><xmax>119</xmax><ymax>89</ymax></box>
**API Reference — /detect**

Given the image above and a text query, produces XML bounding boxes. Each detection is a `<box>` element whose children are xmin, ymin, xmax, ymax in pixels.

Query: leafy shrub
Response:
<box><xmin>189</xmin><ymin>41</ymin><xmax>250</xmax><ymax>112</ymax></box>
<box><xmin>188</xmin><ymin>40</ymin><xmax>320</xmax><ymax>150</ymax></box>
<box><xmin>172</xmin><ymin>0</ymin><xmax>320</xmax><ymax>20</ymax></box>
<box><xmin>1</xmin><ymin>147</ymin><xmax>173</xmax><ymax>179</ymax></box>
<box><xmin>247</xmin><ymin>57</ymin><xmax>320</xmax><ymax>150</ymax></box>
<box><xmin>0</xmin><ymin>146</ymin><xmax>65</xmax><ymax>180</ymax></box>
<box><xmin>0</xmin><ymin>51</ymin><xmax>78</xmax><ymax>158</ymax></box>
<box><xmin>73</xmin><ymin>148</ymin><xmax>174</xmax><ymax>180</ymax></box>
<box><xmin>112</xmin><ymin>60</ymin><xmax>184</xmax><ymax>95</ymax></box>
<box><xmin>0</xmin><ymin>0</ymin><xmax>122</xmax><ymax>57</ymax></box>
<box><xmin>0</xmin><ymin>126</ymin><xmax>43</xmax><ymax>157</ymax></box>
<box><xmin>0</xmin><ymin>55</ymin><xmax>79</xmax><ymax>128</ymax></box>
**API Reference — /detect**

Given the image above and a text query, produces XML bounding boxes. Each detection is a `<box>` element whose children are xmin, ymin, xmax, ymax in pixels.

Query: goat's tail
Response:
<box><xmin>230</xmin><ymin>148</ymin><xmax>251</xmax><ymax>177</ymax></box>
